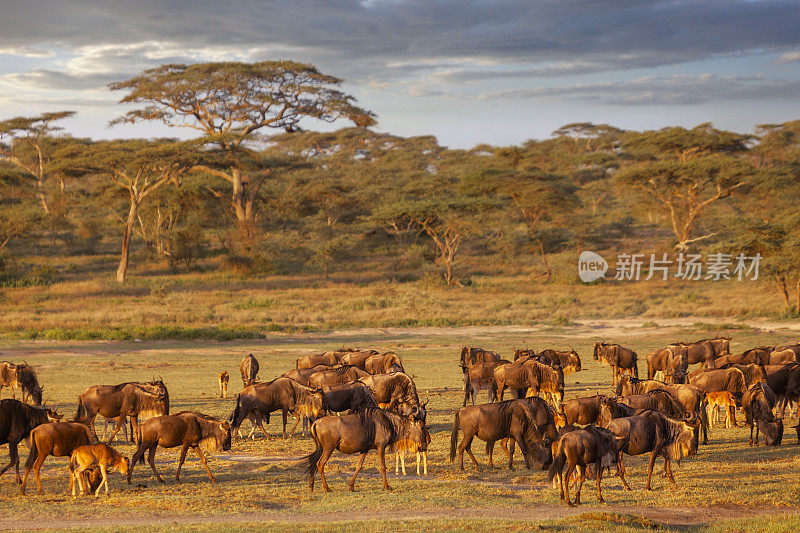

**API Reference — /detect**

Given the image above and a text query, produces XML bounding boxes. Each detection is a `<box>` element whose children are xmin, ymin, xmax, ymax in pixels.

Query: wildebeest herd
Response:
<box><xmin>0</xmin><ymin>337</ymin><xmax>798</xmax><ymax>505</ymax></box>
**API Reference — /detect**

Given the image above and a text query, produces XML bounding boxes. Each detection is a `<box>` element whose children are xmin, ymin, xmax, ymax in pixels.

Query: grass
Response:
<box><xmin>1</xmin><ymin>326</ymin><xmax>800</xmax><ymax>531</ymax></box>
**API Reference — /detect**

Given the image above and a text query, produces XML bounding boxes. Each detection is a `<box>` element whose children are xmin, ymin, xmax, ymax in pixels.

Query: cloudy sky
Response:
<box><xmin>1</xmin><ymin>0</ymin><xmax>799</xmax><ymax>148</ymax></box>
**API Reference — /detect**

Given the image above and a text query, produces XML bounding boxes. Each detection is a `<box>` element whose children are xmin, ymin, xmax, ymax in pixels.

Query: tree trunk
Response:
<box><xmin>777</xmin><ymin>275</ymin><xmax>790</xmax><ymax>308</ymax></box>
<box><xmin>796</xmin><ymin>279</ymin><xmax>800</xmax><ymax>313</ymax></box>
<box><xmin>537</xmin><ymin>239</ymin><xmax>551</xmax><ymax>282</ymax></box>
<box><xmin>231</xmin><ymin>167</ymin><xmax>248</xmax><ymax>223</ymax></box>
<box><xmin>116</xmin><ymin>197</ymin><xmax>138</xmax><ymax>283</ymax></box>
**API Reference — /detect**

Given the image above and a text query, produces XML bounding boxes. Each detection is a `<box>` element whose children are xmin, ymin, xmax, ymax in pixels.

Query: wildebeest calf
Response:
<box><xmin>69</xmin><ymin>443</ymin><xmax>130</xmax><ymax>497</ymax></box>
<box><xmin>218</xmin><ymin>371</ymin><xmax>229</xmax><ymax>398</ymax></box>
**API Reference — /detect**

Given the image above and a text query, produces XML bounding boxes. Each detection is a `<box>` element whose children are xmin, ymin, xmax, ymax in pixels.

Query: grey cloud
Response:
<box><xmin>2</xmin><ymin>69</ymin><xmax>118</xmax><ymax>90</ymax></box>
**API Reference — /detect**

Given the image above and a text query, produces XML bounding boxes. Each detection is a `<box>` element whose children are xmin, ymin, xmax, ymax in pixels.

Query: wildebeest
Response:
<box><xmin>763</xmin><ymin>364</ymin><xmax>800</xmax><ymax>418</ymax></box>
<box><xmin>308</xmin><ymin>365</ymin><xmax>370</xmax><ymax>388</ymax></box>
<box><xmin>20</xmin><ymin>420</ymin><xmax>94</xmax><ymax>495</ymax></box>
<box><xmin>536</xmin><ymin>348</ymin><xmax>582</xmax><ymax>375</ymax></box>
<box><xmin>304</xmin><ymin>407</ymin><xmax>428</xmax><ymax>492</ymax></box>
<box><xmin>688</xmin><ymin>367</ymin><xmax>747</xmax><ymax>406</ymax></box>
<box><xmin>681</xmin><ymin>338</ymin><xmax>730</xmax><ymax>368</ymax></box>
<box><xmin>358</xmin><ymin>372</ymin><xmax>425</xmax><ymax>420</ymax></box>
<box><xmin>365</xmin><ymin>352</ymin><xmax>404</xmax><ymax>374</ymax></box>
<box><xmin>391</xmin><ymin>422</ymin><xmax>431</xmax><ymax>476</ymax></box>
<box><xmin>775</xmin><ymin>342</ymin><xmax>800</xmax><ymax>358</ymax></box>
<box><xmin>463</xmin><ymin>359</ymin><xmax>510</xmax><ymax>406</ymax></box>
<box><xmin>647</xmin><ymin>345</ymin><xmax>689</xmax><ymax>384</ymax></box>
<box><xmin>76</xmin><ymin>380</ymin><xmax>169</xmax><ymax>443</ymax></box>
<box><xmin>449</xmin><ymin>398</ymin><xmax>555</xmax><ymax>470</ymax></box>
<box><xmin>69</xmin><ymin>443</ymin><xmax>130</xmax><ymax>497</ymax></box>
<box><xmin>714</xmin><ymin>363</ymin><xmax>766</xmax><ymax>387</ymax></box>
<box><xmin>0</xmin><ymin>399</ymin><xmax>62</xmax><ymax>483</ymax></box>
<box><xmin>596</xmin><ymin>396</ymin><xmax>637</xmax><ymax>427</ymax></box>
<box><xmin>0</xmin><ymin>362</ymin><xmax>43</xmax><ymax>405</ymax></box>
<box><xmin>769</xmin><ymin>349</ymin><xmax>797</xmax><ymax>366</ymax></box>
<box><xmin>547</xmin><ymin>425</ymin><xmax>619</xmax><ymax>507</ymax></box>
<box><xmin>297</xmin><ymin>350</ymin><xmax>342</xmax><ymax>370</ymax></box>
<box><xmin>593</xmin><ymin>342</ymin><xmax>638</xmax><ymax>385</ymax></box>
<box><xmin>218</xmin><ymin>371</ymin><xmax>229</xmax><ymax>398</ymax></box>
<box><xmin>240</xmin><ymin>354</ymin><xmax>259</xmax><ymax>386</ymax></box>
<box><xmin>460</xmin><ymin>346</ymin><xmax>501</xmax><ymax>372</ymax></box>
<box><xmin>129</xmin><ymin>411</ymin><xmax>231</xmax><ymax>483</ymax></box>
<box><xmin>319</xmin><ymin>381</ymin><xmax>379</xmax><ymax>414</ymax></box>
<box><xmin>606</xmin><ymin>410</ymin><xmax>698</xmax><ymax>491</ymax></box>
<box><xmin>618</xmin><ymin>390</ymin><xmax>688</xmax><ymax>420</ymax></box>
<box><xmin>742</xmin><ymin>382</ymin><xmax>783</xmax><ymax>446</ymax></box>
<box><xmin>705</xmin><ymin>391</ymin><xmax>736</xmax><ymax>428</ymax></box>
<box><xmin>554</xmin><ymin>394</ymin><xmax>607</xmax><ymax>427</ymax></box>
<box><xmin>0</xmin><ymin>362</ymin><xmax>19</xmax><ymax>400</ymax></box>
<box><xmin>494</xmin><ymin>359</ymin><xmax>564</xmax><ymax>406</ymax></box>
<box><xmin>283</xmin><ymin>364</ymin><xmax>339</xmax><ymax>386</ymax></box>
<box><xmin>229</xmin><ymin>377</ymin><xmax>325</xmax><ymax>438</ymax></box>
<box><xmin>337</xmin><ymin>349</ymin><xmax>379</xmax><ymax>369</ymax></box>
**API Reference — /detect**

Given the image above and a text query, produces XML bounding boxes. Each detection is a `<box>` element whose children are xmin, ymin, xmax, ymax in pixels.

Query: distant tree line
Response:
<box><xmin>1</xmin><ymin>61</ymin><xmax>799</xmax><ymax>310</ymax></box>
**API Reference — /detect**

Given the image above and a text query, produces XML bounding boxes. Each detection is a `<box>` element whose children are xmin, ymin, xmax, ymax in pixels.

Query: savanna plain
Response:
<box><xmin>1</xmin><ymin>323</ymin><xmax>800</xmax><ymax>532</ymax></box>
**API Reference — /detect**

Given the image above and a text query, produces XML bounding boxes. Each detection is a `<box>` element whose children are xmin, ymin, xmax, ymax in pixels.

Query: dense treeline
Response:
<box><xmin>1</xmin><ymin>61</ymin><xmax>799</xmax><ymax>311</ymax></box>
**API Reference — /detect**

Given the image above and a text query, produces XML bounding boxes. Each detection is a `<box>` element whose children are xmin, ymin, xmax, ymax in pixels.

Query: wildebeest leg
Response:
<box><xmin>575</xmin><ymin>464</ymin><xmax>586</xmax><ymax>504</ymax></box>
<box><xmin>501</xmin><ymin>437</ymin><xmax>515</xmax><ymax>469</ymax></box>
<box><xmin>194</xmin><ymin>446</ymin><xmax>216</xmax><ymax>483</ymax></box>
<box><xmin>378</xmin><ymin>445</ymin><xmax>391</xmax><ymax>491</ymax></box>
<box><xmin>463</xmin><ymin>381</ymin><xmax>470</xmax><ymax>407</ymax></box>
<box><xmin>0</xmin><ymin>442</ymin><xmax>21</xmax><ymax>483</ymax></box>
<box><xmin>349</xmin><ymin>452</ymin><xmax>368</xmax><ymax>491</ymax></box>
<box><xmin>96</xmin><ymin>464</ymin><xmax>109</xmax><ymax>497</ymax></box>
<box><xmin>754</xmin><ymin>422</ymin><xmax>760</xmax><ymax>445</ymax></box>
<box><xmin>129</xmin><ymin>416</ymin><xmax>139</xmax><ymax>444</ymax></box>
<box><xmin>564</xmin><ymin>463</ymin><xmax>575</xmax><ymax>507</ymax></box>
<box><xmin>497</xmin><ymin>383</ymin><xmax>505</xmax><ymax>402</ymax></box>
<box><xmin>147</xmin><ymin>445</ymin><xmax>164</xmax><ymax>483</ymax></box>
<box><xmin>646</xmin><ymin>450</ymin><xmax>658</xmax><ymax>490</ymax></box>
<box><xmin>317</xmin><ymin>447</ymin><xmax>334</xmax><ymax>492</ymax></box>
<box><xmin>107</xmin><ymin>416</ymin><xmax>126</xmax><ymax>443</ymax></box>
<box><xmin>28</xmin><ymin>451</ymin><xmax>47</xmax><ymax>495</ymax></box>
<box><xmin>595</xmin><ymin>459</ymin><xmax>605</xmax><ymax>503</ymax></box>
<box><xmin>664</xmin><ymin>456</ymin><xmax>676</xmax><ymax>484</ymax></box>
<box><xmin>486</xmin><ymin>441</ymin><xmax>495</xmax><ymax>468</ymax></box>
<box><xmin>175</xmin><ymin>444</ymin><xmax>190</xmax><ymax>482</ymax></box>
<box><xmin>729</xmin><ymin>405</ymin><xmax>738</xmax><ymax>427</ymax></box>
<box><xmin>282</xmin><ymin>409</ymin><xmax>288</xmax><ymax>437</ymax></box>
<box><xmin>290</xmin><ymin>412</ymin><xmax>301</xmax><ymax>436</ymax></box>
<box><xmin>617</xmin><ymin>455</ymin><xmax>631</xmax><ymax>490</ymax></box>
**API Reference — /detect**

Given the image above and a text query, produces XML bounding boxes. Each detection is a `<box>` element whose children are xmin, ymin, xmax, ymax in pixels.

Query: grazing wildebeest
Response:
<box><xmin>0</xmin><ymin>399</ymin><xmax>61</xmax><ymax>483</ymax></box>
<box><xmin>547</xmin><ymin>425</ymin><xmax>619</xmax><ymax>507</ymax></box>
<box><xmin>742</xmin><ymin>382</ymin><xmax>783</xmax><ymax>446</ymax></box>
<box><xmin>358</xmin><ymin>372</ymin><xmax>425</xmax><ymax>420</ymax></box>
<box><xmin>240</xmin><ymin>354</ymin><xmax>259</xmax><ymax>386</ymax></box>
<box><xmin>763</xmin><ymin>364</ymin><xmax>800</xmax><ymax>418</ymax></box>
<box><xmin>536</xmin><ymin>348</ymin><xmax>582</xmax><ymax>375</ymax></box>
<box><xmin>283</xmin><ymin>364</ymin><xmax>339</xmax><ymax>386</ymax></box>
<box><xmin>218</xmin><ymin>371</ymin><xmax>229</xmax><ymax>398</ymax></box>
<box><xmin>230</xmin><ymin>378</ymin><xmax>325</xmax><ymax>438</ymax></box>
<box><xmin>319</xmin><ymin>381</ymin><xmax>379</xmax><ymax>414</ymax></box>
<box><xmin>593</xmin><ymin>342</ymin><xmax>638</xmax><ymax>385</ymax></box>
<box><xmin>68</xmin><ymin>443</ymin><xmax>130</xmax><ymax>497</ymax></box>
<box><xmin>309</xmin><ymin>365</ymin><xmax>370</xmax><ymax>388</ymax></box>
<box><xmin>463</xmin><ymin>360</ymin><xmax>510</xmax><ymax>406</ymax></box>
<box><xmin>449</xmin><ymin>398</ymin><xmax>555</xmax><ymax>470</ymax></box>
<box><xmin>554</xmin><ymin>394</ymin><xmax>607</xmax><ymax>427</ymax></box>
<box><xmin>460</xmin><ymin>347</ymin><xmax>501</xmax><ymax>371</ymax></box>
<box><xmin>76</xmin><ymin>380</ymin><xmax>169</xmax><ymax>443</ymax></box>
<box><xmin>13</xmin><ymin>364</ymin><xmax>43</xmax><ymax>406</ymax></box>
<box><xmin>20</xmin><ymin>420</ymin><xmax>94</xmax><ymax>495</ymax></box>
<box><xmin>297</xmin><ymin>350</ymin><xmax>342</xmax><ymax>370</ymax></box>
<box><xmin>128</xmin><ymin>411</ymin><xmax>231</xmax><ymax>484</ymax></box>
<box><xmin>391</xmin><ymin>422</ymin><xmax>431</xmax><ymax>476</ymax></box>
<box><xmin>770</xmin><ymin>349</ymin><xmax>797</xmax><ymax>366</ymax></box>
<box><xmin>364</xmin><ymin>352</ymin><xmax>404</xmax><ymax>374</ymax></box>
<box><xmin>338</xmin><ymin>349</ymin><xmax>379</xmax><ymax>369</ymax></box>
<box><xmin>304</xmin><ymin>407</ymin><xmax>428</xmax><ymax>492</ymax></box>
<box><xmin>494</xmin><ymin>359</ymin><xmax>564</xmax><ymax>406</ymax></box>
<box><xmin>607</xmin><ymin>410</ymin><xmax>698</xmax><ymax>491</ymax></box>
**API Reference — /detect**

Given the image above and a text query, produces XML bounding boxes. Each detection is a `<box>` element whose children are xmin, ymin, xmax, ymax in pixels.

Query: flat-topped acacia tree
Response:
<box><xmin>109</xmin><ymin>61</ymin><xmax>375</xmax><ymax>225</ymax></box>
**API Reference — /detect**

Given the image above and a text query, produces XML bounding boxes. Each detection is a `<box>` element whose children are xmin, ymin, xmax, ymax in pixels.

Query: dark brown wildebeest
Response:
<box><xmin>494</xmin><ymin>359</ymin><xmax>564</xmax><ymax>406</ymax></box>
<box><xmin>0</xmin><ymin>399</ymin><xmax>61</xmax><ymax>484</ymax></box>
<box><xmin>714</xmin><ymin>363</ymin><xmax>766</xmax><ymax>387</ymax></box>
<box><xmin>230</xmin><ymin>377</ymin><xmax>325</xmax><ymax>438</ymax></box>
<box><xmin>742</xmin><ymin>382</ymin><xmax>783</xmax><ymax>446</ymax></box>
<box><xmin>713</xmin><ymin>350</ymin><xmax>767</xmax><ymax>368</ymax></box>
<box><xmin>218</xmin><ymin>371</ymin><xmax>229</xmax><ymax>399</ymax></box>
<box><xmin>618</xmin><ymin>390</ymin><xmax>687</xmax><ymax>420</ymax></box>
<box><xmin>20</xmin><ymin>420</ymin><xmax>94</xmax><ymax>495</ymax></box>
<box><xmin>547</xmin><ymin>425</ymin><xmax>619</xmax><ymax>507</ymax></box>
<box><xmin>240</xmin><ymin>354</ymin><xmax>259</xmax><ymax>386</ymax></box>
<box><xmin>304</xmin><ymin>407</ymin><xmax>429</xmax><ymax>491</ymax></box>
<box><xmin>775</xmin><ymin>342</ymin><xmax>800</xmax><ymax>358</ymax></box>
<box><xmin>593</xmin><ymin>342</ymin><xmax>638</xmax><ymax>385</ymax></box>
<box><xmin>297</xmin><ymin>351</ymin><xmax>342</xmax><ymax>370</ymax></box>
<box><xmin>391</xmin><ymin>420</ymin><xmax>431</xmax><ymax>476</ymax></box>
<box><xmin>554</xmin><ymin>394</ymin><xmax>607</xmax><ymax>428</ymax></box>
<box><xmin>283</xmin><ymin>364</ymin><xmax>339</xmax><ymax>386</ymax></box>
<box><xmin>460</xmin><ymin>346</ymin><xmax>501</xmax><ymax>371</ymax></box>
<box><xmin>450</xmin><ymin>398</ymin><xmax>555</xmax><ymax>470</ymax></box>
<box><xmin>607</xmin><ymin>409</ymin><xmax>697</xmax><ymax>491</ymax></box>
<box><xmin>681</xmin><ymin>338</ymin><xmax>730</xmax><ymax>368</ymax></box>
<box><xmin>128</xmin><ymin>411</ymin><xmax>231</xmax><ymax>484</ymax></box>
<box><xmin>319</xmin><ymin>381</ymin><xmax>379</xmax><ymax>413</ymax></box>
<box><xmin>76</xmin><ymin>380</ymin><xmax>169</xmax><ymax>443</ymax></box>
<box><xmin>308</xmin><ymin>365</ymin><xmax>370</xmax><ymax>388</ymax></box>
<box><xmin>14</xmin><ymin>363</ymin><xmax>43</xmax><ymax>405</ymax></box>
<box><xmin>364</xmin><ymin>352</ymin><xmax>404</xmax><ymax>374</ymax></box>
<box><xmin>769</xmin><ymin>349</ymin><xmax>797</xmax><ymax>366</ymax></box>
<box><xmin>463</xmin><ymin>359</ymin><xmax>510</xmax><ymax>406</ymax></box>
<box><xmin>689</xmin><ymin>367</ymin><xmax>747</xmax><ymax>426</ymax></box>
<box><xmin>536</xmin><ymin>348</ymin><xmax>582</xmax><ymax>375</ymax></box>
<box><xmin>338</xmin><ymin>349</ymin><xmax>380</xmax><ymax>369</ymax></box>
<box><xmin>763</xmin><ymin>364</ymin><xmax>800</xmax><ymax>418</ymax></box>
<box><xmin>358</xmin><ymin>372</ymin><xmax>425</xmax><ymax>420</ymax></box>
<box><xmin>596</xmin><ymin>397</ymin><xmax>638</xmax><ymax>427</ymax></box>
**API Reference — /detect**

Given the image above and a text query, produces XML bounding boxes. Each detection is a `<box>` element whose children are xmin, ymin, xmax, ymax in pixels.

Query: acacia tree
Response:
<box><xmin>0</xmin><ymin>111</ymin><xmax>75</xmax><ymax>217</ymax></box>
<box><xmin>109</xmin><ymin>61</ymin><xmax>375</xmax><ymax>225</ymax></box>
<box><xmin>618</xmin><ymin>124</ymin><xmax>753</xmax><ymax>250</ymax></box>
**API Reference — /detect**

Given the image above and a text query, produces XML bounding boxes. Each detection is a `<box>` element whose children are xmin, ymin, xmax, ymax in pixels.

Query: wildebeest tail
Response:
<box><xmin>75</xmin><ymin>396</ymin><xmax>86</xmax><ymax>422</ymax></box>
<box><xmin>449</xmin><ymin>410</ymin><xmax>460</xmax><ymax>462</ymax></box>
<box><xmin>546</xmin><ymin>440</ymin><xmax>565</xmax><ymax>482</ymax></box>
<box><xmin>302</xmin><ymin>423</ymin><xmax>323</xmax><ymax>478</ymax></box>
<box><xmin>231</xmin><ymin>394</ymin><xmax>243</xmax><ymax>430</ymax></box>
<box><xmin>24</xmin><ymin>432</ymin><xmax>39</xmax><ymax>471</ymax></box>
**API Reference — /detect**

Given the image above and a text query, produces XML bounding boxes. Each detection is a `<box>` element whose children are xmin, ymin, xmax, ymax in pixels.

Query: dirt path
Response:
<box><xmin>0</xmin><ymin>503</ymin><xmax>796</xmax><ymax>530</ymax></box>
